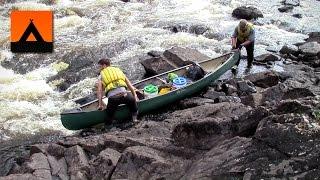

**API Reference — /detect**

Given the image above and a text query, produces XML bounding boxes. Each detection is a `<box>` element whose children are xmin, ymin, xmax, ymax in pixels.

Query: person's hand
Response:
<box><xmin>238</xmin><ymin>44</ymin><xmax>243</xmax><ymax>49</ymax></box>
<box><xmin>98</xmin><ymin>104</ymin><xmax>105</xmax><ymax>111</ymax></box>
<box><xmin>134</xmin><ymin>94</ymin><xmax>139</xmax><ymax>102</ymax></box>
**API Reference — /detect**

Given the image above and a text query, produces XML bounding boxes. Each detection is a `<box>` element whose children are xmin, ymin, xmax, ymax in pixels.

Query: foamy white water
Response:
<box><xmin>0</xmin><ymin>0</ymin><xmax>319</xmax><ymax>141</ymax></box>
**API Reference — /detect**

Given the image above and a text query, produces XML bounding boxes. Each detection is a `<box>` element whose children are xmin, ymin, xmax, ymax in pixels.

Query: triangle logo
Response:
<box><xmin>11</xmin><ymin>11</ymin><xmax>53</xmax><ymax>53</ymax></box>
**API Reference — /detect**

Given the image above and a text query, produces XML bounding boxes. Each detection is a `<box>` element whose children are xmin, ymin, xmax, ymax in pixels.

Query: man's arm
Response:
<box><xmin>231</xmin><ymin>27</ymin><xmax>238</xmax><ymax>48</ymax></box>
<box><xmin>97</xmin><ymin>80</ymin><xmax>105</xmax><ymax>110</ymax></box>
<box><xmin>125</xmin><ymin>77</ymin><xmax>139</xmax><ymax>101</ymax></box>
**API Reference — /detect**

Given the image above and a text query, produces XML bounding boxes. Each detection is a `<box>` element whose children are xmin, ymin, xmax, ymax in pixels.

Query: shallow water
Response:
<box><xmin>0</xmin><ymin>0</ymin><xmax>319</xmax><ymax>141</ymax></box>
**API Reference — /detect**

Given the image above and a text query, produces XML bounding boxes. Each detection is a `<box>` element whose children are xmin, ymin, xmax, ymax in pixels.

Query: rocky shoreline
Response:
<box><xmin>1</xmin><ymin>31</ymin><xmax>320</xmax><ymax>179</ymax></box>
<box><xmin>0</xmin><ymin>1</ymin><xmax>320</xmax><ymax>178</ymax></box>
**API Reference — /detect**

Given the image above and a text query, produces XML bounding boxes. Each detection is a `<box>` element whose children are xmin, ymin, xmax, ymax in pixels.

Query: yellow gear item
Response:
<box><xmin>237</xmin><ymin>23</ymin><xmax>254</xmax><ymax>42</ymax></box>
<box><xmin>100</xmin><ymin>66</ymin><xmax>127</xmax><ymax>93</ymax></box>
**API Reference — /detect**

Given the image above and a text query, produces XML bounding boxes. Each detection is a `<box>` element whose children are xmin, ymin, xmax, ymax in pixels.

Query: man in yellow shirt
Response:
<box><xmin>96</xmin><ymin>58</ymin><xmax>139</xmax><ymax>128</ymax></box>
<box><xmin>231</xmin><ymin>19</ymin><xmax>255</xmax><ymax>73</ymax></box>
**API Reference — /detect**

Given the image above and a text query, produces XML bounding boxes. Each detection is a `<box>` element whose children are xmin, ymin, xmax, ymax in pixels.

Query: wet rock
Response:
<box><xmin>233</xmin><ymin>107</ymin><xmax>269</xmax><ymax>136</ymax></box>
<box><xmin>271</xmin><ymin>98</ymin><xmax>317</xmax><ymax>115</ymax></box>
<box><xmin>299</xmin><ymin>42</ymin><xmax>320</xmax><ymax>57</ymax></box>
<box><xmin>232</xmin><ymin>6</ymin><xmax>263</xmax><ymax>20</ymax></box>
<box><xmin>237</xmin><ymin>80</ymin><xmax>257</xmax><ymax>96</ymax></box>
<box><xmin>147</xmin><ymin>50</ymin><xmax>163</xmax><ymax>57</ymax></box>
<box><xmin>30</xmin><ymin>144</ymin><xmax>49</xmax><ymax>155</ymax></box>
<box><xmin>48</xmin><ymin>39</ymin><xmax>141</xmax><ymax>91</ymax></box>
<box><xmin>88</xmin><ymin>148</ymin><xmax>121</xmax><ymax>180</ymax></box>
<box><xmin>64</xmin><ymin>145</ymin><xmax>89</xmax><ymax>179</ymax></box>
<box><xmin>254</xmin><ymin>113</ymin><xmax>320</xmax><ymax>157</ymax></box>
<box><xmin>163</xmin><ymin>47</ymin><xmax>210</xmax><ymax>65</ymax></box>
<box><xmin>47</xmin><ymin>156</ymin><xmax>68</xmax><ymax>180</ymax></box>
<box><xmin>255</xmin><ymin>53</ymin><xmax>280</xmax><ymax>63</ymax></box>
<box><xmin>178</xmin><ymin>97</ymin><xmax>215</xmax><ymax>109</ymax></box>
<box><xmin>47</xmin><ymin>144</ymin><xmax>65</xmax><ymax>158</ymax></box>
<box><xmin>241</xmin><ymin>93</ymin><xmax>263</xmax><ymax>107</ymax></box>
<box><xmin>261</xmin><ymin>80</ymin><xmax>315</xmax><ymax>103</ymax></box>
<box><xmin>218</xmin><ymin>96</ymin><xmax>242</xmax><ymax>103</ymax></box>
<box><xmin>169</xmin><ymin>103</ymin><xmax>250</xmax><ymax>125</ymax></box>
<box><xmin>165</xmin><ymin>23</ymin><xmax>210</xmax><ymax>35</ymax></box>
<box><xmin>292</xmin><ymin>13</ymin><xmax>302</xmax><ymax>18</ymax></box>
<box><xmin>38</xmin><ymin>0</ymin><xmax>56</xmax><ymax>5</ymax></box>
<box><xmin>306</xmin><ymin>32</ymin><xmax>320</xmax><ymax>43</ymax></box>
<box><xmin>183</xmin><ymin>137</ymin><xmax>285</xmax><ymax>179</ymax></box>
<box><xmin>171</xmin><ymin>117</ymin><xmax>230</xmax><ymax>149</ymax></box>
<box><xmin>203</xmin><ymin>88</ymin><xmax>226</xmax><ymax>100</ymax></box>
<box><xmin>221</xmin><ymin>83</ymin><xmax>238</xmax><ymax>95</ymax></box>
<box><xmin>278</xmin><ymin>5</ymin><xmax>294</xmax><ymax>13</ymax></box>
<box><xmin>283</xmin><ymin>0</ymin><xmax>300</xmax><ymax>6</ymax></box>
<box><xmin>0</xmin><ymin>174</ymin><xmax>36</xmax><ymax>180</ymax></box>
<box><xmin>33</xmin><ymin>169</ymin><xmax>51</xmax><ymax>180</ymax></box>
<box><xmin>279</xmin><ymin>44</ymin><xmax>299</xmax><ymax>56</ymax></box>
<box><xmin>26</xmin><ymin>153</ymin><xmax>50</xmax><ymax>172</ymax></box>
<box><xmin>244</xmin><ymin>71</ymin><xmax>280</xmax><ymax>88</ymax></box>
<box><xmin>140</xmin><ymin>56</ymin><xmax>175</xmax><ymax>76</ymax></box>
<box><xmin>141</xmin><ymin>46</ymin><xmax>209</xmax><ymax>76</ymax></box>
<box><xmin>1</xmin><ymin>54</ymin><xmax>56</xmax><ymax>74</ymax></box>
<box><xmin>203</xmin><ymin>31</ymin><xmax>225</xmax><ymax>41</ymax></box>
<box><xmin>313</xmin><ymin>59</ymin><xmax>320</xmax><ymax>68</ymax></box>
<box><xmin>112</xmin><ymin>146</ymin><xmax>190</xmax><ymax>179</ymax></box>
<box><xmin>29</xmin><ymin>143</ymin><xmax>65</xmax><ymax>159</ymax></box>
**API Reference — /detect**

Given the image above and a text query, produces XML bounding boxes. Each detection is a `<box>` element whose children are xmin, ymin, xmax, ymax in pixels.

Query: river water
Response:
<box><xmin>0</xmin><ymin>0</ymin><xmax>319</xmax><ymax>142</ymax></box>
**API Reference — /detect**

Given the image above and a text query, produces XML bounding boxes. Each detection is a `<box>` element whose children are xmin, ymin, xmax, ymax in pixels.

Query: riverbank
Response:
<box><xmin>1</xmin><ymin>36</ymin><xmax>320</xmax><ymax>178</ymax></box>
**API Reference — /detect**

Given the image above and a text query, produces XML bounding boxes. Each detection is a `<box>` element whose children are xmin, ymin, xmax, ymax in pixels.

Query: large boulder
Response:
<box><xmin>232</xmin><ymin>6</ymin><xmax>263</xmax><ymax>20</ymax></box>
<box><xmin>88</xmin><ymin>148</ymin><xmax>121</xmax><ymax>180</ymax></box>
<box><xmin>255</xmin><ymin>53</ymin><xmax>280</xmax><ymax>63</ymax></box>
<box><xmin>163</xmin><ymin>47</ymin><xmax>210</xmax><ymax>65</ymax></box>
<box><xmin>47</xmin><ymin>156</ymin><xmax>68</xmax><ymax>180</ymax></box>
<box><xmin>141</xmin><ymin>47</ymin><xmax>210</xmax><ymax>75</ymax></box>
<box><xmin>183</xmin><ymin>137</ymin><xmax>286</xmax><ymax>179</ymax></box>
<box><xmin>279</xmin><ymin>44</ymin><xmax>299</xmax><ymax>56</ymax></box>
<box><xmin>112</xmin><ymin>146</ymin><xmax>190</xmax><ymax>179</ymax></box>
<box><xmin>64</xmin><ymin>145</ymin><xmax>89</xmax><ymax>179</ymax></box>
<box><xmin>283</xmin><ymin>0</ymin><xmax>300</xmax><ymax>6</ymax></box>
<box><xmin>255</xmin><ymin>113</ymin><xmax>320</xmax><ymax>157</ymax></box>
<box><xmin>165</xmin><ymin>23</ymin><xmax>210</xmax><ymax>35</ymax></box>
<box><xmin>244</xmin><ymin>71</ymin><xmax>280</xmax><ymax>88</ymax></box>
<box><xmin>306</xmin><ymin>32</ymin><xmax>320</xmax><ymax>43</ymax></box>
<box><xmin>261</xmin><ymin>80</ymin><xmax>315</xmax><ymax>104</ymax></box>
<box><xmin>140</xmin><ymin>56</ymin><xmax>176</xmax><ymax>76</ymax></box>
<box><xmin>278</xmin><ymin>5</ymin><xmax>294</xmax><ymax>13</ymax></box>
<box><xmin>299</xmin><ymin>42</ymin><xmax>320</xmax><ymax>57</ymax></box>
<box><xmin>170</xmin><ymin>102</ymin><xmax>251</xmax><ymax>148</ymax></box>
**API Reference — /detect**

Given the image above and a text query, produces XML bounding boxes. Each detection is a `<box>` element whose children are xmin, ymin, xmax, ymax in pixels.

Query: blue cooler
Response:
<box><xmin>172</xmin><ymin>77</ymin><xmax>187</xmax><ymax>89</ymax></box>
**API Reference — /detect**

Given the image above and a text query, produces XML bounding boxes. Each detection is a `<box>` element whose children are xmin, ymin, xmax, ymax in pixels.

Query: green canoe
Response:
<box><xmin>61</xmin><ymin>51</ymin><xmax>240</xmax><ymax>130</ymax></box>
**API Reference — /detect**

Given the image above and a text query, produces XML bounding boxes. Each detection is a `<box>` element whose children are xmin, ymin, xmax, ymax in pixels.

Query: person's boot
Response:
<box><xmin>132</xmin><ymin>114</ymin><xmax>139</xmax><ymax>123</ymax></box>
<box><xmin>231</xmin><ymin>65</ymin><xmax>237</xmax><ymax>75</ymax></box>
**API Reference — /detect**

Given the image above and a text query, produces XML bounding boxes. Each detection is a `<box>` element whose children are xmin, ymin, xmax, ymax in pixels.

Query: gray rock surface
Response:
<box><xmin>279</xmin><ymin>44</ymin><xmax>299</xmax><ymax>55</ymax></box>
<box><xmin>255</xmin><ymin>53</ymin><xmax>280</xmax><ymax>63</ymax></box>
<box><xmin>163</xmin><ymin>47</ymin><xmax>210</xmax><ymax>65</ymax></box>
<box><xmin>299</xmin><ymin>42</ymin><xmax>320</xmax><ymax>56</ymax></box>
<box><xmin>283</xmin><ymin>0</ymin><xmax>300</xmax><ymax>6</ymax></box>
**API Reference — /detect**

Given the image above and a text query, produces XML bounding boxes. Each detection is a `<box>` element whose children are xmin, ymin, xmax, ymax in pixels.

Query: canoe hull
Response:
<box><xmin>61</xmin><ymin>52</ymin><xmax>239</xmax><ymax>130</ymax></box>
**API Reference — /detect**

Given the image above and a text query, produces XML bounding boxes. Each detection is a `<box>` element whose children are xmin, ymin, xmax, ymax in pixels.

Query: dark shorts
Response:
<box><xmin>105</xmin><ymin>92</ymin><xmax>138</xmax><ymax>124</ymax></box>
